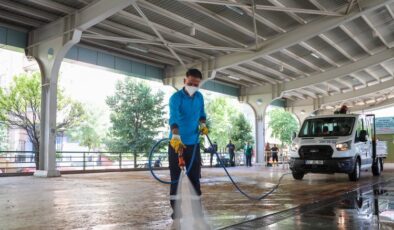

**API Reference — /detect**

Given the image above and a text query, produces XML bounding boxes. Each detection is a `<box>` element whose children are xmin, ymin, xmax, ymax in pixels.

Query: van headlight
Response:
<box><xmin>290</xmin><ymin>143</ymin><xmax>299</xmax><ymax>152</ymax></box>
<box><xmin>336</xmin><ymin>141</ymin><xmax>351</xmax><ymax>151</ymax></box>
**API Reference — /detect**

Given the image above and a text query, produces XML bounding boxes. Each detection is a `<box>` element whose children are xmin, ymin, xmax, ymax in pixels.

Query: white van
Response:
<box><xmin>289</xmin><ymin>114</ymin><xmax>387</xmax><ymax>181</ymax></box>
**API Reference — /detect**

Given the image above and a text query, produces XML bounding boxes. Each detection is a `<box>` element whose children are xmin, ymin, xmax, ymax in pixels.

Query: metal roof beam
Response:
<box><xmin>264</xmin><ymin>55</ymin><xmax>309</xmax><ymax>77</ymax></box>
<box><xmin>97</xmin><ymin>21</ymin><xmax>212</xmax><ymax>60</ymax></box>
<box><xmin>180</xmin><ymin>2</ymin><xmax>266</xmax><ymax>40</ymax></box>
<box><xmin>138</xmin><ymin>0</ymin><xmax>248</xmax><ymax>48</ymax></box>
<box><xmin>27</xmin><ymin>0</ymin><xmax>75</xmax><ymax>14</ymax></box>
<box><xmin>281</xmin><ymin>49</ymin><xmax>324</xmax><ymax>72</ymax></box>
<box><xmin>173</xmin><ymin>0</ymin><xmax>390</xmax><ymax>73</ymax></box>
<box><xmin>0</xmin><ymin>0</ymin><xmax>58</xmax><ymax>22</ymax></box>
<box><xmin>320</xmin><ymin>78</ymin><xmax>394</xmax><ymax>105</ymax></box>
<box><xmin>228</xmin><ymin>0</ymin><xmax>286</xmax><ymax>33</ymax></box>
<box><xmin>387</xmin><ymin>4</ymin><xmax>394</xmax><ymax>18</ymax></box>
<box><xmin>0</xmin><ymin>9</ymin><xmax>43</xmax><ymax>27</ymax></box>
<box><xmin>298</xmin><ymin>89</ymin><xmax>318</xmax><ymax>98</ymax></box>
<box><xmin>282</xmin><ymin>48</ymin><xmax>394</xmax><ymax>91</ymax></box>
<box><xmin>132</xmin><ymin>2</ymin><xmax>185</xmax><ymax>67</ymax></box>
<box><xmin>361</xmin><ymin>15</ymin><xmax>390</xmax><ymax>47</ymax></box>
<box><xmin>318</xmin><ymin>34</ymin><xmax>357</xmax><ymax>61</ymax></box>
<box><xmin>178</xmin><ymin>0</ymin><xmax>343</xmax><ymax>16</ymax></box>
<box><xmin>220</xmin><ymin>69</ymin><xmax>264</xmax><ymax>86</ymax></box>
<box><xmin>309</xmin><ymin>85</ymin><xmax>329</xmax><ymax>95</ymax></box>
<box><xmin>267</xmin><ymin>0</ymin><xmax>307</xmax><ymax>24</ymax></box>
<box><xmin>30</xmin><ymin>0</ymin><xmax>135</xmax><ymax>46</ymax></box>
<box><xmin>248</xmin><ymin>61</ymin><xmax>295</xmax><ymax>80</ymax></box>
<box><xmin>299</xmin><ymin>41</ymin><xmax>340</xmax><ymax>67</ymax></box>
<box><xmin>231</xmin><ymin>66</ymin><xmax>279</xmax><ymax>84</ymax></box>
<box><xmin>339</xmin><ymin>25</ymin><xmax>373</xmax><ymax>55</ymax></box>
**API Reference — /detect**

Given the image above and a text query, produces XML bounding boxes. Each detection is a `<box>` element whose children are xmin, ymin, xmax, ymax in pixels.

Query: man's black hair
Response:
<box><xmin>186</xmin><ymin>68</ymin><xmax>203</xmax><ymax>79</ymax></box>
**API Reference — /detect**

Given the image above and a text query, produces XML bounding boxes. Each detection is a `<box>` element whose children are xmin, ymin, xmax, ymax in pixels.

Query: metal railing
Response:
<box><xmin>0</xmin><ymin>148</ymin><xmax>269</xmax><ymax>175</ymax></box>
<box><xmin>0</xmin><ymin>150</ymin><xmax>244</xmax><ymax>175</ymax></box>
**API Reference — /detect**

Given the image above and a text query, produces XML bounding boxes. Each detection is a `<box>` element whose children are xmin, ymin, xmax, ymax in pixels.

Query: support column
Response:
<box><xmin>27</xmin><ymin>20</ymin><xmax>82</xmax><ymax>177</ymax></box>
<box><xmin>240</xmin><ymin>93</ymin><xmax>272</xmax><ymax>164</ymax></box>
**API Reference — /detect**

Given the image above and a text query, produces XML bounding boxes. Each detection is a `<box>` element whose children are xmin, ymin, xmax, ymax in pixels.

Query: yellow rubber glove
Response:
<box><xmin>170</xmin><ymin>134</ymin><xmax>185</xmax><ymax>154</ymax></box>
<box><xmin>200</xmin><ymin>123</ymin><xmax>209</xmax><ymax>135</ymax></box>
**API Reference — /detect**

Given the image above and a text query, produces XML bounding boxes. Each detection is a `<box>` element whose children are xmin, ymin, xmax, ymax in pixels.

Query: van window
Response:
<box><xmin>299</xmin><ymin>117</ymin><xmax>355</xmax><ymax>137</ymax></box>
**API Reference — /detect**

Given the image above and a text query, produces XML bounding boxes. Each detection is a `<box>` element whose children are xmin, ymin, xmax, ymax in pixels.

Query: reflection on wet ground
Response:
<box><xmin>224</xmin><ymin>177</ymin><xmax>394</xmax><ymax>229</ymax></box>
<box><xmin>1</xmin><ymin>166</ymin><xmax>394</xmax><ymax>229</ymax></box>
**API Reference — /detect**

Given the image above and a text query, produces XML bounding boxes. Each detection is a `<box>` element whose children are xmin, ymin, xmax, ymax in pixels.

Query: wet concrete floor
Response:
<box><xmin>1</xmin><ymin>165</ymin><xmax>394</xmax><ymax>229</ymax></box>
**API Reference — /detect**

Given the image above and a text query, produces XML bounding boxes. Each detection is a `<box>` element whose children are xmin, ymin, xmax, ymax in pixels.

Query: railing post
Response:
<box><xmin>83</xmin><ymin>152</ymin><xmax>86</xmax><ymax>171</ymax></box>
<box><xmin>119</xmin><ymin>152</ymin><xmax>122</xmax><ymax>169</ymax></box>
<box><xmin>134</xmin><ymin>152</ymin><xmax>137</xmax><ymax>169</ymax></box>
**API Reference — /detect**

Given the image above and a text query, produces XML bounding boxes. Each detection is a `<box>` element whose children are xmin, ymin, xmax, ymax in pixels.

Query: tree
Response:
<box><xmin>105</xmin><ymin>78</ymin><xmax>165</xmax><ymax>155</ymax></box>
<box><xmin>0</xmin><ymin>72</ymin><xmax>85</xmax><ymax>169</ymax></box>
<box><xmin>66</xmin><ymin>106</ymin><xmax>107</xmax><ymax>151</ymax></box>
<box><xmin>267</xmin><ymin>109</ymin><xmax>299</xmax><ymax>147</ymax></box>
<box><xmin>0</xmin><ymin>123</ymin><xmax>8</xmax><ymax>151</ymax></box>
<box><xmin>205</xmin><ymin>97</ymin><xmax>240</xmax><ymax>149</ymax></box>
<box><xmin>230</xmin><ymin>113</ymin><xmax>254</xmax><ymax>150</ymax></box>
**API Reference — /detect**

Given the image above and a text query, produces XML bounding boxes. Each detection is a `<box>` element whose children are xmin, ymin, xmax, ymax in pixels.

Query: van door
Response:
<box><xmin>366</xmin><ymin>115</ymin><xmax>377</xmax><ymax>163</ymax></box>
<box><xmin>354</xmin><ymin>117</ymin><xmax>370</xmax><ymax>168</ymax></box>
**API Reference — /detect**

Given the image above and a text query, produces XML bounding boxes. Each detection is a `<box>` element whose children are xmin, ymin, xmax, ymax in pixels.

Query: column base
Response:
<box><xmin>34</xmin><ymin>170</ymin><xmax>61</xmax><ymax>177</ymax></box>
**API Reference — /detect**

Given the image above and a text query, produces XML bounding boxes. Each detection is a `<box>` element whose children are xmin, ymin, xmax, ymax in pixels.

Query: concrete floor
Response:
<box><xmin>1</xmin><ymin>165</ymin><xmax>394</xmax><ymax>230</ymax></box>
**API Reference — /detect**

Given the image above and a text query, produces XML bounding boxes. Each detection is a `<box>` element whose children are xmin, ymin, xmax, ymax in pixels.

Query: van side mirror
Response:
<box><xmin>359</xmin><ymin>130</ymin><xmax>367</xmax><ymax>142</ymax></box>
<box><xmin>291</xmin><ymin>131</ymin><xmax>297</xmax><ymax>141</ymax></box>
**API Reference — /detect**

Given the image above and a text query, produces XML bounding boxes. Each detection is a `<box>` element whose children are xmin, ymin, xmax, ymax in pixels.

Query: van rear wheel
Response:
<box><xmin>349</xmin><ymin>159</ymin><xmax>360</xmax><ymax>181</ymax></box>
<box><xmin>292</xmin><ymin>172</ymin><xmax>304</xmax><ymax>180</ymax></box>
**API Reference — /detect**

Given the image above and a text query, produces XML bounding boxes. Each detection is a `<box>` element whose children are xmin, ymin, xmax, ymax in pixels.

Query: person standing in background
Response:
<box><xmin>244</xmin><ymin>142</ymin><xmax>253</xmax><ymax>167</ymax></box>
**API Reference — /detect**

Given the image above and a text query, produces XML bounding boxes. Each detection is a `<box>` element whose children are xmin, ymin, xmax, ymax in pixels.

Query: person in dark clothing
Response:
<box><xmin>244</xmin><ymin>142</ymin><xmax>253</xmax><ymax>167</ymax></box>
<box><xmin>226</xmin><ymin>140</ymin><xmax>236</xmax><ymax>166</ymax></box>
<box><xmin>271</xmin><ymin>144</ymin><xmax>279</xmax><ymax>166</ymax></box>
<box><xmin>209</xmin><ymin>141</ymin><xmax>218</xmax><ymax>167</ymax></box>
<box><xmin>168</xmin><ymin>68</ymin><xmax>208</xmax><ymax>220</ymax></box>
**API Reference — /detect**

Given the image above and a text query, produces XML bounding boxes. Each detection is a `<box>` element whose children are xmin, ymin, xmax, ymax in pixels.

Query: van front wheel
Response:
<box><xmin>349</xmin><ymin>159</ymin><xmax>360</xmax><ymax>181</ymax></box>
<box><xmin>292</xmin><ymin>172</ymin><xmax>304</xmax><ymax>180</ymax></box>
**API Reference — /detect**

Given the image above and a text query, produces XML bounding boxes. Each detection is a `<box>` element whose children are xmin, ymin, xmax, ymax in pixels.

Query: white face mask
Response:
<box><xmin>185</xmin><ymin>85</ymin><xmax>198</xmax><ymax>96</ymax></box>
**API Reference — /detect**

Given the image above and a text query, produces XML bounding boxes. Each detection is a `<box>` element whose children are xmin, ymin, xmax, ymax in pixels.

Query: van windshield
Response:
<box><xmin>299</xmin><ymin>117</ymin><xmax>355</xmax><ymax>137</ymax></box>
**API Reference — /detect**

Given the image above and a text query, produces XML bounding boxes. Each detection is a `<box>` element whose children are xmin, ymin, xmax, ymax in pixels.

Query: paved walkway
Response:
<box><xmin>1</xmin><ymin>165</ymin><xmax>394</xmax><ymax>229</ymax></box>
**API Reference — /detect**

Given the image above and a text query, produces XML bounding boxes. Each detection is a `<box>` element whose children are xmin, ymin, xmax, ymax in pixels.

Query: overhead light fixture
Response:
<box><xmin>225</xmin><ymin>5</ymin><xmax>244</xmax><ymax>15</ymax></box>
<box><xmin>190</xmin><ymin>25</ymin><xmax>196</xmax><ymax>36</ymax></box>
<box><xmin>256</xmin><ymin>98</ymin><xmax>263</xmax><ymax>105</ymax></box>
<box><xmin>228</xmin><ymin>75</ymin><xmax>240</xmax><ymax>80</ymax></box>
<box><xmin>311</xmin><ymin>52</ymin><xmax>320</xmax><ymax>59</ymax></box>
<box><xmin>126</xmin><ymin>43</ymin><xmax>149</xmax><ymax>53</ymax></box>
<box><xmin>300</xmin><ymin>110</ymin><xmax>305</xmax><ymax>115</ymax></box>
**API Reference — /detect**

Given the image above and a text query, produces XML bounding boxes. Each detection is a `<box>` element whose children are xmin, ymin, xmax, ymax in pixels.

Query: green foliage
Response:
<box><xmin>66</xmin><ymin>106</ymin><xmax>107</xmax><ymax>151</ymax></box>
<box><xmin>205</xmin><ymin>97</ymin><xmax>241</xmax><ymax>149</ymax></box>
<box><xmin>0</xmin><ymin>123</ymin><xmax>8</xmax><ymax>151</ymax></box>
<box><xmin>267</xmin><ymin>109</ymin><xmax>299</xmax><ymax>146</ymax></box>
<box><xmin>230</xmin><ymin>113</ymin><xmax>254</xmax><ymax>150</ymax></box>
<box><xmin>105</xmin><ymin>78</ymin><xmax>165</xmax><ymax>155</ymax></box>
<box><xmin>0</xmin><ymin>72</ymin><xmax>85</xmax><ymax>168</ymax></box>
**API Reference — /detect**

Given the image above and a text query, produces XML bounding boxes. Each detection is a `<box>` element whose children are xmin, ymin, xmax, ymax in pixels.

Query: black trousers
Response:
<box><xmin>246</xmin><ymin>154</ymin><xmax>252</xmax><ymax>167</ymax></box>
<box><xmin>229</xmin><ymin>152</ymin><xmax>235</xmax><ymax>166</ymax></box>
<box><xmin>169</xmin><ymin>143</ymin><xmax>201</xmax><ymax>213</ymax></box>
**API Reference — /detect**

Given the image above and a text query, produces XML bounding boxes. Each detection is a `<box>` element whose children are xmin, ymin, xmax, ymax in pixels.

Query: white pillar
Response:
<box><xmin>256</xmin><ymin>113</ymin><xmax>266</xmax><ymax>164</ymax></box>
<box><xmin>240</xmin><ymin>94</ymin><xmax>271</xmax><ymax>164</ymax></box>
<box><xmin>27</xmin><ymin>28</ymin><xmax>82</xmax><ymax>177</ymax></box>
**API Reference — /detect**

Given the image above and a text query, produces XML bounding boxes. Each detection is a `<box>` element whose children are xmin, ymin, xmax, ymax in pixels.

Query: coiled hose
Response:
<box><xmin>148</xmin><ymin>134</ymin><xmax>290</xmax><ymax>200</ymax></box>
